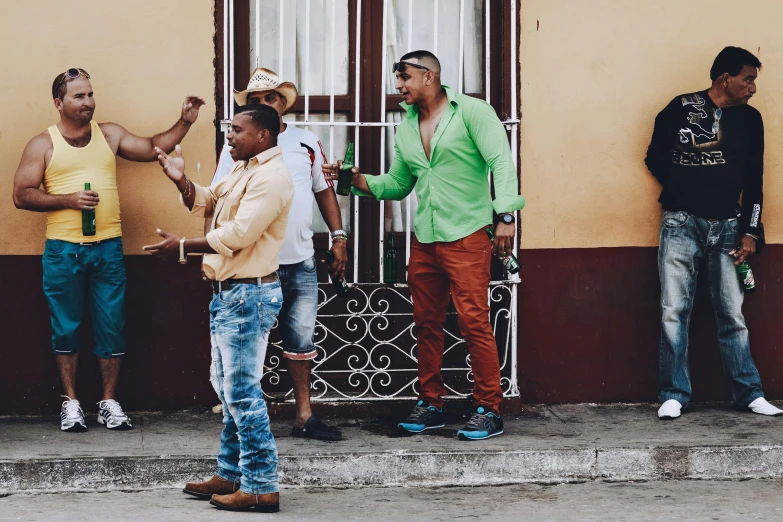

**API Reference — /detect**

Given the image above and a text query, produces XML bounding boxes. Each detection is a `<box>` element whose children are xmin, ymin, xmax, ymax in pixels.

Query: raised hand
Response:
<box><xmin>155</xmin><ymin>144</ymin><xmax>186</xmax><ymax>183</ymax></box>
<box><xmin>180</xmin><ymin>95</ymin><xmax>206</xmax><ymax>125</ymax></box>
<box><xmin>142</xmin><ymin>228</ymin><xmax>181</xmax><ymax>258</ymax></box>
<box><xmin>70</xmin><ymin>189</ymin><xmax>99</xmax><ymax>211</ymax></box>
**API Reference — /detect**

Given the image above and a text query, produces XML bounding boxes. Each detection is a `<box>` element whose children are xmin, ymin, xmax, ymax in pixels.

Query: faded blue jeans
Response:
<box><xmin>209</xmin><ymin>280</ymin><xmax>283</xmax><ymax>495</ymax></box>
<box><xmin>658</xmin><ymin>211</ymin><xmax>764</xmax><ymax>409</ymax></box>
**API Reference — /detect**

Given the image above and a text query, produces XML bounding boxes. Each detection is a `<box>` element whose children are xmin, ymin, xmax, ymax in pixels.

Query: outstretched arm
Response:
<box><xmin>12</xmin><ymin>135</ymin><xmax>99</xmax><ymax>212</ymax></box>
<box><xmin>105</xmin><ymin>95</ymin><xmax>206</xmax><ymax>162</ymax></box>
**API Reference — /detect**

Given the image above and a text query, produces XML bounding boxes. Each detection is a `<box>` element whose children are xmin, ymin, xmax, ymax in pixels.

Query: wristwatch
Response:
<box><xmin>498</xmin><ymin>213</ymin><xmax>515</xmax><ymax>225</ymax></box>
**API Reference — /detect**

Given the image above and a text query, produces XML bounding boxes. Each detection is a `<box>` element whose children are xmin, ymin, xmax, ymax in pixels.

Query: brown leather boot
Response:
<box><xmin>182</xmin><ymin>475</ymin><xmax>240</xmax><ymax>500</ymax></box>
<box><xmin>210</xmin><ymin>490</ymin><xmax>280</xmax><ymax>513</ymax></box>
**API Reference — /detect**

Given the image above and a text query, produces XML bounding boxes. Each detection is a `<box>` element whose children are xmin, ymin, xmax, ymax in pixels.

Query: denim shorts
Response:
<box><xmin>42</xmin><ymin>237</ymin><xmax>126</xmax><ymax>358</ymax></box>
<box><xmin>276</xmin><ymin>256</ymin><xmax>319</xmax><ymax>360</ymax></box>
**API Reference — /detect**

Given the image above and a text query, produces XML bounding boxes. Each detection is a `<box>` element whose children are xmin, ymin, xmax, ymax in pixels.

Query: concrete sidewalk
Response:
<box><xmin>2</xmin><ymin>403</ymin><xmax>783</xmax><ymax>493</ymax></box>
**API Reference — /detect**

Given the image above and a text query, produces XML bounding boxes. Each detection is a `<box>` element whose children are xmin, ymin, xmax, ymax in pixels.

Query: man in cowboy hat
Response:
<box><xmin>213</xmin><ymin>67</ymin><xmax>347</xmax><ymax>441</ymax></box>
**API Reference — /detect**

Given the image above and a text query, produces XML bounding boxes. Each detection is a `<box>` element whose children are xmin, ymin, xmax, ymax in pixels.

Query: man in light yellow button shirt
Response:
<box><xmin>143</xmin><ymin>104</ymin><xmax>293</xmax><ymax>513</ymax></box>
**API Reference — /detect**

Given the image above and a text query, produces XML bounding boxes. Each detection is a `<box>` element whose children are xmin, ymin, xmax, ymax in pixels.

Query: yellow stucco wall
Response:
<box><xmin>520</xmin><ymin>0</ymin><xmax>783</xmax><ymax>248</ymax></box>
<box><xmin>0</xmin><ymin>0</ymin><xmax>217</xmax><ymax>255</ymax></box>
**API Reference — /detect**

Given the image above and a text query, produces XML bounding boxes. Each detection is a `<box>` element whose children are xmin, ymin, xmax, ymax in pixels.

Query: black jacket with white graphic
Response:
<box><xmin>645</xmin><ymin>89</ymin><xmax>764</xmax><ymax>235</ymax></box>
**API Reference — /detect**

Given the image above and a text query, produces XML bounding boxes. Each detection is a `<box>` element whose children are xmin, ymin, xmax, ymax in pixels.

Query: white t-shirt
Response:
<box><xmin>212</xmin><ymin>125</ymin><xmax>331</xmax><ymax>265</ymax></box>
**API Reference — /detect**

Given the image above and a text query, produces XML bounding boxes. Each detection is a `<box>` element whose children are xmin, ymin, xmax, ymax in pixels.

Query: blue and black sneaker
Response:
<box><xmin>398</xmin><ymin>400</ymin><xmax>445</xmax><ymax>433</ymax></box>
<box><xmin>457</xmin><ymin>406</ymin><xmax>504</xmax><ymax>440</ymax></box>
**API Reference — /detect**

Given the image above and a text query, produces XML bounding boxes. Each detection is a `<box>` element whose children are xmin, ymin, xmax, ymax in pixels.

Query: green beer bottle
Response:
<box><xmin>485</xmin><ymin>226</ymin><xmax>520</xmax><ymax>274</ymax></box>
<box><xmin>326</xmin><ymin>250</ymin><xmax>350</xmax><ymax>296</ymax></box>
<box><xmin>336</xmin><ymin>142</ymin><xmax>355</xmax><ymax>196</ymax></box>
<box><xmin>82</xmin><ymin>182</ymin><xmax>96</xmax><ymax>236</ymax></box>
<box><xmin>736</xmin><ymin>261</ymin><xmax>756</xmax><ymax>294</ymax></box>
<box><xmin>384</xmin><ymin>232</ymin><xmax>397</xmax><ymax>285</ymax></box>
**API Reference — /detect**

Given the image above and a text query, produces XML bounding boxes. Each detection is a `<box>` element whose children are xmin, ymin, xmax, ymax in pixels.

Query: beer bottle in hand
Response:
<box><xmin>736</xmin><ymin>261</ymin><xmax>756</xmax><ymax>294</ymax></box>
<box><xmin>326</xmin><ymin>250</ymin><xmax>350</xmax><ymax>296</ymax></box>
<box><xmin>485</xmin><ymin>226</ymin><xmax>520</xmax><ymax>274</ymax></box>
<box><xmin>82</xmin><ymin>182</ymin><xmax>96</xmax><ymax>236</ymax></box>
<box><xmin>384</xmin><ymin>232</ymin><xmax>397</xmax><ymax>285</ymax></box>
<box><xmin>336</xmin><ymin>143</ymin><xmax>355</xmax><ymax>196</ymax></box>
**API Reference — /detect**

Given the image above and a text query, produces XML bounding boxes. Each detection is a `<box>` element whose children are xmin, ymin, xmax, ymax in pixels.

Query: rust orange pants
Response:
<box><xmin>408</xmin><ymin>227</ymin><xmax>502</xmax><ymax>412</ymax></box>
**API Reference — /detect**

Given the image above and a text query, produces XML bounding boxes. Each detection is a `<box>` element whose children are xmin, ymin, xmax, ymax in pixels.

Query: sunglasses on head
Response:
<box><xmin>54</xmin><ymin>68</ymin><xmax>90</xmax><ymax>95</ymax></box>
<box><xmin>392</xmin><ymin>61</ymin><xmax>430</xmax><ymax>74</ymax></box>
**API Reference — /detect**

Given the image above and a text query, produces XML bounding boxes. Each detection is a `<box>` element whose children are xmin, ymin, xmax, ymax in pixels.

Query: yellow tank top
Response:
<box><xmin>44</xmin><ymin>121</ymin><xmax>121</xmax><ymax>242</ymax></box>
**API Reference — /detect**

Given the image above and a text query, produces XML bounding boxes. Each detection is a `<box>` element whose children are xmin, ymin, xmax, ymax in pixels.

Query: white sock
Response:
<box><xmin>658</xmin><ymin>399</ymin><xmax>682</xmax><ymax>419</ymax></box>
<box><xmin>748</xmin><ymin>397</ymin><xmax>783</xmax><ymax>416</ymax></box>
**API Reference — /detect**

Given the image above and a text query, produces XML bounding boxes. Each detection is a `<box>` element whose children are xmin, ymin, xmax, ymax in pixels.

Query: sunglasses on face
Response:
<box><xmin>392</xmin><ymin>61</ymin><xmax>430</xmax><ymax>74</ymax></box>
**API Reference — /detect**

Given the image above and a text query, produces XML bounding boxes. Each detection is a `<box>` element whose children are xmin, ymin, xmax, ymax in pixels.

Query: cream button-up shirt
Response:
<box><xmin>186</xmin><ymin>146</ymin><xmax>294</xmax><ymax>281</ymax></box>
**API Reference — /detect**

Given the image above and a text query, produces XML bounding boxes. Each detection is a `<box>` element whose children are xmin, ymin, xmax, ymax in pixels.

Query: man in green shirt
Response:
<box><xmin>324</xmin><ymin>50</ymin><xmax>524</xmax><ymax>440</ymax></box>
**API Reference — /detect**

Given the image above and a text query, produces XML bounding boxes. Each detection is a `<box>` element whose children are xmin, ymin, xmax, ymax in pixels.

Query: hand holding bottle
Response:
<box><xmin>70</xmin><ymin>188</ymin><xmax>99</xmax><ymax>211</ymax></box>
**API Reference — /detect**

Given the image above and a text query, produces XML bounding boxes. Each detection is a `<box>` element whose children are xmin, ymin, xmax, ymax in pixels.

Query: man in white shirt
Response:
<box><xmin>214</xmin><ymin>68</ymin><xmax>347</xmax><ymax>441</ymax></box>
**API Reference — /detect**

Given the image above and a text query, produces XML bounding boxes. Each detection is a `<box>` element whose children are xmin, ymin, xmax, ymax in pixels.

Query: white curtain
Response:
<box><xmin>248</xmin><ymin>0</ymin><xmax>484</xmax><ymax>233</ymax></box>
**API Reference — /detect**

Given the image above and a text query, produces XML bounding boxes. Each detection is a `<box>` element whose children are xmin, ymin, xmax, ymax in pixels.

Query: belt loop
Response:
<box><xmin>218</xmin><ymin>281</ymin><xmax>223</xmax><ymax>293</ymax></box>
<box><xmin>257</xmin><ymin>277</ymin><xmax>262</xmax><ymax>287</ymax></box>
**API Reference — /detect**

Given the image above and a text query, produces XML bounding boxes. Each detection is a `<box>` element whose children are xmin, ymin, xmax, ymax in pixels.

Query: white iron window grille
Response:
<box><xmin>220</xmin><ymin>0</ymin><xmax>521</xmax><ymax>402</ymax></box>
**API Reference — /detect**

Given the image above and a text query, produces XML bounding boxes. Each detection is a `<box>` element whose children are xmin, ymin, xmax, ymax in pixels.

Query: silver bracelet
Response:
<box><xmin>330</xmin><ymin>229</ymin><xmax>348</xmax><ymax>241</ymax></box>
<box><xmin>179</xmin><ymin>237</ymin><xmax>187</xmax><ymax>264</ymax></box>
<box><xmin>181</xmin><ymin>178</ymin><xmax>192</xmax><ymax>199</ymax></box>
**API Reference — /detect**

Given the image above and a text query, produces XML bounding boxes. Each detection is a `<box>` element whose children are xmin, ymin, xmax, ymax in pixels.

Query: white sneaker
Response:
<box><xmin>657</xmin><ymin>399</ymin><xmax>682</xmax><ymax>419</ymax></box>
<box><xmin>97</xmin><ymin>399</ymin><xmax>133</xmax><ymax>430</ymax></box>
<box><xmin>748</xmin><ymin>397</ymin><xmax>783</xmax><ymax>416</ymax></box>
<box><xmin>60</xmin><ymin>396</ymin><xmax>87</xmax><ymax>432</ymax></box>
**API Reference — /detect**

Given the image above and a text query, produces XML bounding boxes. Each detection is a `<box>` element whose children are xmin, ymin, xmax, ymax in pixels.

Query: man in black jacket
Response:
<box><xmin>645</xmin><ymin>46</ymin><xmax>781</xmax><ymax>420</ymax></box>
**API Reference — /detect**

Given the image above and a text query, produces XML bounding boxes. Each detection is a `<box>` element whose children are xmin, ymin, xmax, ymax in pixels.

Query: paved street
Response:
<box><xmin>2</xmin><ymin>480</ymin><xmax>783</xmax><ymax>521</ymax></box>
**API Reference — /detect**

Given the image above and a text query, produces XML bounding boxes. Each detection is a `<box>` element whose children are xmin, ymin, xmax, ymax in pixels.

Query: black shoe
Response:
<box><xmin>398</xmin><ymin>400</ymin><xmax>445</xmax><ymax>433</ymax></box>
<box><xmin>291</xmin><ymin>415</ymin><xmax>343</xmax><ymax>441</ymax></box>
<box><xmin>457</xmin><ymin>406</ymin><xmax>504</xmax><ymax>440</ymax></box>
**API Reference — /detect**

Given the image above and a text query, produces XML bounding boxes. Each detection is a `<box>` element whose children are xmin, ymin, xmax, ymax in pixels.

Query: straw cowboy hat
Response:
<box><xmin>233</xmin><ymin>67</ymin><xmax>298</xmax><ymax>114</ymax></box>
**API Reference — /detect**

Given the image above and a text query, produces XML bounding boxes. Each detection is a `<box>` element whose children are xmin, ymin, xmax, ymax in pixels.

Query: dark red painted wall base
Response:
<box><xmin>3</xmin><ymin>246</ymin><xmax>783</xmax><ymax>413</ymax></box>
<box><xmin>518</xmin><ymin>246</ymin><xmax>783</xmax><ymax>404</ymax></box>
<box><xmin>0</xmin><ymin>257</ymin><xmax>214</xmax><ymax>414</ymax></box>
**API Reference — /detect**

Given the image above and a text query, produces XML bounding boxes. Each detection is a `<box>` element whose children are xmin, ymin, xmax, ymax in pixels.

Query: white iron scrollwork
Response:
<box><xmin>262</xmin><ymin>282</ymin><xmax>518</xmax><ymax>402</ymax></box>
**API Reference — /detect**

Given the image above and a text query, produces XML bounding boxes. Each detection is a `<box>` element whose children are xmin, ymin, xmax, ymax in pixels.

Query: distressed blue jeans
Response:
<box><xmin>209</xmin><ymin>281</ymin><xmax>283</xmax><ymax>495</ymax></box>
<box><xmin>658</xmin><ymin>211</ymin><xmax>764</xmax><ymax>409</ymax></box>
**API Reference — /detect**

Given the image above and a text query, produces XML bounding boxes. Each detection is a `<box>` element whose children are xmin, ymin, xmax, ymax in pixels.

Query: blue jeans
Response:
<box><xmin>658</xmin><ymin>211</ymin><xmax>764</xmax><ymax>408</ymax></box>
<box><xmin>42</xmin><ymin>237</ymin><xmax>126</xmax><ymax>357</ymax></box>
<box><xmin>209</xmin><ymin>281</ymin><xmax>283</xmax><ymax>495</ymax></box>
<box><xmin>277</xmin><ymin>257</ymin><xmax>319</xmax><ymax>360</ymax></box>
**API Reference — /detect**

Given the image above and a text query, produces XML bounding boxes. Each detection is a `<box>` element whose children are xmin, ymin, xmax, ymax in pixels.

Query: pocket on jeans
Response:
<box><xmin>727</xmin><ymin>219</ymin><xmax>739</xmax><ymax>232</ymax></box>
<box><xmin>44</xmin><ymin>240</ymin><xmax>67</xmax><ymax>256</ymax></box>
<box><xmin>457</xmin><ymin>232</ymin><xmax>489</xmax><ymax>253</ymax></box>
<box><xmin>217</xmin><ymin>284</ymin><xmax>244</xmax><ymax>305</ymax></box>
<box><xmin>663</xmin><ymin>211</ymin><xmax>689</xmax><ymax>228</ymax></box>
<box><xmin>301</xmin><ymin>256</ymin><xmax>316</xmax><ymax>273</ymax></box>
<box><xmin>257</xmin><ymin>287</ymin><xmax>283</xmax><ymax>326</ymax></box>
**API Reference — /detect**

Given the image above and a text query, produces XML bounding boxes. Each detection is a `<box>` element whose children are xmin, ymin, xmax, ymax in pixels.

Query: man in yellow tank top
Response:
<box><xmin>12</xmin><ymin>68</ymin><xmax>205</xmax><ymax>433</ymax></box>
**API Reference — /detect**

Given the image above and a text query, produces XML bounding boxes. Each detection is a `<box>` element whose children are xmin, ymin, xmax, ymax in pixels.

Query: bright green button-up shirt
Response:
<box><xmin>353</xmin><ymin>85</ymin><xmax>525</xmax><ymax>243</ymax></box>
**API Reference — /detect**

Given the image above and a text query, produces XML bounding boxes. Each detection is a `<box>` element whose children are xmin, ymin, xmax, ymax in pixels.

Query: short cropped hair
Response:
<box><xmin>710</xmin><ymin>47</ymin><xmax>761</xmax><ymax>81</ymax></box>
<box><xmin>400</xmin><ymin>50</ymin><xmax>441</xmax><ymax>72</ymax></box>
<box><xmin>236</xmin><ymin>104</ymin><xmax>281</xmax><ymax>137</ymax></box>
<box><xmin>51</xmin><ymin>69</ymin><xmax>90</xmax><ymax>100</ymax></box>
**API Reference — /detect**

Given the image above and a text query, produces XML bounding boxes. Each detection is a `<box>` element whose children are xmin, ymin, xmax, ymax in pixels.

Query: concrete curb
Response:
<box><xmin>3</xmin><ymin>445</ymin><xmax>783</xmax><ymax>493</ymax></box>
